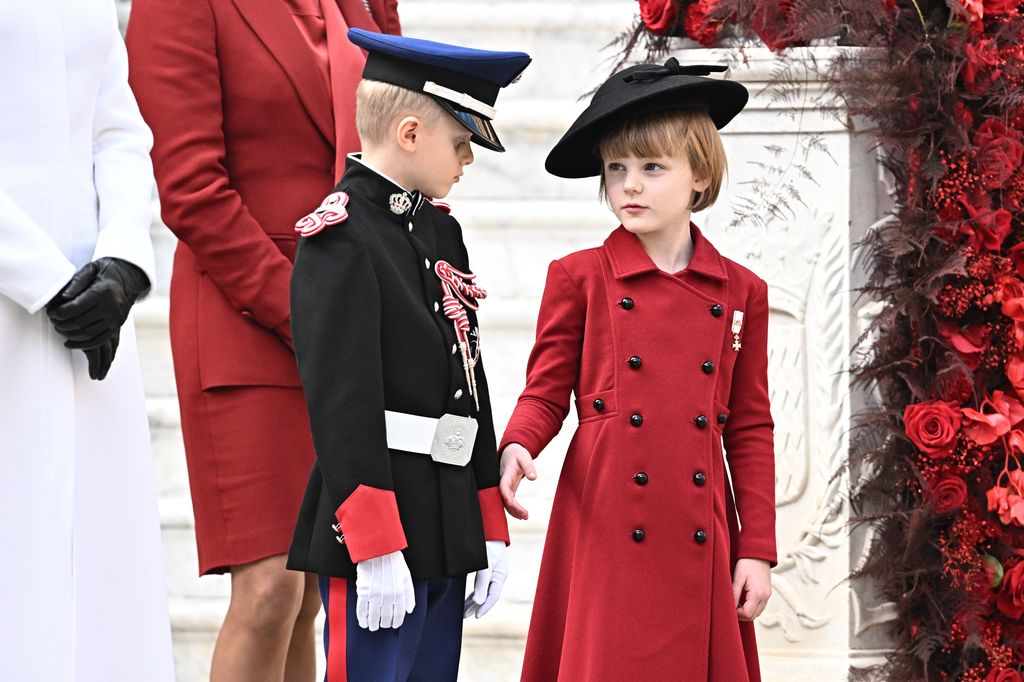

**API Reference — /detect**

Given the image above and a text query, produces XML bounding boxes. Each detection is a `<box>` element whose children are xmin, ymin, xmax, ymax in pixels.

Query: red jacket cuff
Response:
<box><xmin>498</xmin><ymin>431</ymin><xmax>541</xmax><ymax>460</ymax></box>
<box><xmin>335</xmin><ymin>485</ymin><xmax>408</xmax><ymax>562</ymax></box>
<box><xmin>735</xmin><ymin>537</ymin><xmax>777</xmax><ymax>569</ymax></box>
<box><xmin>478</xmin><ymin>486</ymin><xmax>510</xmax><ymax>545</ymax></box>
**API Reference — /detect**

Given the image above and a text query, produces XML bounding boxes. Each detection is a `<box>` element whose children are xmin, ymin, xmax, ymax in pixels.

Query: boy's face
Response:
<box><xmin>603</xmin><ymin>153</ymin><xmax>710</xmax><ymax>238</ymax></box>
<box><xmin>405</xmin><ymin>113</ymin><xmax>475</xmax><ymax>199</ymax></box>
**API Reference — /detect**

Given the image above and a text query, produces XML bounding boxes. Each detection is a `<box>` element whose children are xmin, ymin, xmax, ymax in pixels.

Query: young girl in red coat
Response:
<box><xmin>499</xmin><ymin>60</ymin><xmax>776</xmax><ymax>681</ymax></box>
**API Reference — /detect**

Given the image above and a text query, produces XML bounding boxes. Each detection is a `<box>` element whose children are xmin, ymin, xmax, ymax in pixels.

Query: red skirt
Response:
<box><xmin>175</xmin><ymin>382</ymin><xmax>314</xmax><ymax>575</ymax></box>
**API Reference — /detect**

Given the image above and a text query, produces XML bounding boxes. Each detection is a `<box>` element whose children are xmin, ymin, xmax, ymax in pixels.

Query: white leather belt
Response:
<box><xmin>384</xmin><ymin>410</ymin><xmax>477</xmax><ymax>466</ymax></box>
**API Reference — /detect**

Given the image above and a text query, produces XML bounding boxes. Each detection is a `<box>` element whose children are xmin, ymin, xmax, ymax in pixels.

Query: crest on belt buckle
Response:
<box><xmin>430</xmin><ymin>414</ymin><xmax>478</xmax><ymax>466</ymax></box>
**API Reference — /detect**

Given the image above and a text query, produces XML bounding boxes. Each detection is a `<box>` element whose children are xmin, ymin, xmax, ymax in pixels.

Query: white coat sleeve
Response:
<box><xmin>0</xmin><ymin>190</ymin><xmax>77</xmax><ymax>314</ymax></box>
<box><xmin>89</xmin><ymin>9</ymin><xmax>157</xmax><ymax>287</ymax></box>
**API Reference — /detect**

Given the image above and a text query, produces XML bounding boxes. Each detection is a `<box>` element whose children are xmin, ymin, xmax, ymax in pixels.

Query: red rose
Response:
<box><xmin>928</xmin><ymin>474</ymin><xmax>968</xmax><ymax>513</ymax></box>
<box><xmin>638</xmin><ymin>0</ymin><xmax>679</xmax><ymax>35</ymax></box>
<box><xmin>963</xmin><ymin>39</ymin><xmax>1001</xmax><ymax>93</ymax></box>
<box><xmin>975</xmin><ymin>118</ymin><xmax>1024</xmax><ymax>190</ymax></box>
<box><xmin>903</xmin><ymin>401</ymin><xmax>962</xmax><ymax>457</ymax></box>
<box><xmin>998</xmin><ymin>561</ymin><xmax>1024</xmax><ymax>620</ymax></box>
<box><xmin>985</xmin><ymin>0</ymin><xmax>1019</xmax><ymax>15</ymax></box>
<box><xmin>987</xmin><ymin>668</ymin><xmax>1023</xmax><ymax>682</ymax></box>
<box><xmin>752</xmin><ymin>0</ymin><xmax>797</xmax><ymax>51</ymax></box>
<box><xmin>684</xmin><ymin>0</ymin><xmax>723</xmax><ymax>46</ymax></box>
<box><xmin>962</xmin><ymin>200</ymin><xmax>1013</xmax><ymax>251</ymax></box>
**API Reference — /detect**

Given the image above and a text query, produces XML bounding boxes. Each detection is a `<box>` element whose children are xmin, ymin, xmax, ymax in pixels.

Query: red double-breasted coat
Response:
<box><xmin>501</xmin><ymin>224</ymin><xmax>777</xmax><ymax>681</ymax></box>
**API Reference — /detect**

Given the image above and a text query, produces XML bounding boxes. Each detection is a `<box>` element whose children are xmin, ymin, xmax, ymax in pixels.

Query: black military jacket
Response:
<box><xmin>287</xmin><ymin>156</ymin><xmax>502</xmax><ymax>580</ymax></box>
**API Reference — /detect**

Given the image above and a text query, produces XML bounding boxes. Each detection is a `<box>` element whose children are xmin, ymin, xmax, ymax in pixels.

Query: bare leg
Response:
<box><xmin>210</xmin><ymin>554</ymin><xmax>305</xmax><ymax>682</ymax></box>
<box><xmin>283</xmin><ymin>573</ymin><xmax>321</xmax><ymax>682</ymax></box>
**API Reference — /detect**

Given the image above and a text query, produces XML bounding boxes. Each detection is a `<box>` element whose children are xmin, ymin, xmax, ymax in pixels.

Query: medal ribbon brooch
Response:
<box><xmin>732</xmin><ymin>310</ymin><xmax>744</xmax><ymax>351</ymax></box>
<box><xmin>434</xmin><ymin>261</ymin><xmax>486</xmax><ymax>411</ymax></box>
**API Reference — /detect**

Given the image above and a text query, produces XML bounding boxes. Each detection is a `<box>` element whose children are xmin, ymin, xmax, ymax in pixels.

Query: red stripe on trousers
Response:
<box><xmin>328</xmin><ymin>577</ymin><xmax>348</xmax><ymax>682</ymax></box>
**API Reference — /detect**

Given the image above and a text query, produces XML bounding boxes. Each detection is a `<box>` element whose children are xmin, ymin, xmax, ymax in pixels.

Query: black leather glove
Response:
<box><xmin>83</xmin><ymin>329</ymin><xmax>120</xmax><ymax>381</ymax></box>
<box><xmin>46</xmin><ymin>257</ymin><xmax>150</xmax><ymax>350</ymax></box>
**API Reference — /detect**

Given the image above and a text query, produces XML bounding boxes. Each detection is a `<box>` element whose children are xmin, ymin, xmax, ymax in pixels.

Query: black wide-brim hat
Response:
<box><xmin>545</xmin><ymin>59</ymin><xmax>748</xmax><ymax>178</ymax></box>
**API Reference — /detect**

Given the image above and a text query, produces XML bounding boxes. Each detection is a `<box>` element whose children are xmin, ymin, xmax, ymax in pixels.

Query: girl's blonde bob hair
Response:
<box><xmin>355</xmin><ymin>79</ymin><xmax>445</xmax><ymax>145</ymax></box>
<box><xmin>598</xmin><ymin>108</ymin><xmax>727</xmax><ymax>213</ymax></box>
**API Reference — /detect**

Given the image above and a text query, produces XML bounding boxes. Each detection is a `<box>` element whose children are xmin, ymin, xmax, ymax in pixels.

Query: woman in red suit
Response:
<box><xmin>125</xmin><ymin>1</ymin><xmax>400</xmax><ymax>679</ymax></box>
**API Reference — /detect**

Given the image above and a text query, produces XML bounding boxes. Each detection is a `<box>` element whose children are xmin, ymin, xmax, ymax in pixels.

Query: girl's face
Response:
<box><xmin>603</xmin><ymin>153</ymin><xmax>710</xmax><ymax>238</ymax></box>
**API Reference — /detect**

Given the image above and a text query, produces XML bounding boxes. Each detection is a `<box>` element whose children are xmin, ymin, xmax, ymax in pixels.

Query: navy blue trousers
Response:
<box><xmin>318</xmin><ymin>574</ymin><xmax>465</xmax><ymax>682</ymax></box>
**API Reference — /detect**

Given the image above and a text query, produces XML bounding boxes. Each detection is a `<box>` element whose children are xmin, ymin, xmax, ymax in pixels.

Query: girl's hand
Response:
<box><xmin>732</xmin><ymin>558</ymin><xmax>772</xmax><ymax>621</ymax></box>
<box><xmin>499</xmin><ymin>443</ymin><xmax>536</xmax><ymax>520</ymax></box>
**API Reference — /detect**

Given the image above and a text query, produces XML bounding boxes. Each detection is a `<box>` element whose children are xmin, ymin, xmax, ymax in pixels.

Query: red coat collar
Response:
<box><xmin>604</xmin><ymin>224</ymin><xmax>727</xmax><ymax>281</ymax></box>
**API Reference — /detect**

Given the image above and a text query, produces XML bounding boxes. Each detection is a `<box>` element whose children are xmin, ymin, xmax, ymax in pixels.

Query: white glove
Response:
<box><xmin>355</xmin><ymin>550</ymin><xmax>416</xmax><ymax>631</ymax></box>
<box><xmin>463</xmin><ymin>540</ymin><xmax>508</xmax><ymax>619</ymax></box>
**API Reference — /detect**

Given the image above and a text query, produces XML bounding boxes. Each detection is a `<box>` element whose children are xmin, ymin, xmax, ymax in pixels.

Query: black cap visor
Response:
<box><xmin>435</xmin><ymin>99</ymin><xmax>504</xmax><ymax>152</ymax></box>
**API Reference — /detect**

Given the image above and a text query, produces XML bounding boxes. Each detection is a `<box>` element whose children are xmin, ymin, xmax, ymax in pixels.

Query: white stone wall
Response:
<box><xmin>120</xmin><ymin>1</ymin><xmax>892</xmax><ymax>678</ymax></box>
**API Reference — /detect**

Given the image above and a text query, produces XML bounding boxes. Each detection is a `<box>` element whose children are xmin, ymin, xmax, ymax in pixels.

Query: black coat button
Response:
<box><xmin>693</xmin><ymin>472</ymin><xmax>706</xmax><ymax>486</ymax></box>
<box><xmin>619</xmin><ymin>297</ymin><xmax>635</xmax><ymax>310</ymax></box>
<box><xmin>710</xmin><ymin>304</ymin><xmax>724</xmax><ymax>317</ymax></box>
<box><xmin>694</xmin><ymin>529</ymin><xmax>707</xmax><ymax>544</ymax></box>
<box><xmin>694</xmin><ymin>415</ymin><xmax>708</xmax><ymax>428</ymax></box>
<box><xmin>632</xmin><ymin>529</ymin><xmax>646</xmax><ymax>542</ymax></box>
<box><xmin>630</xmin><ymin>413</ymin><xmax>644</xmax><ymax>427</ymax></box>
<box><xmin>634</xmin><ymin>472</ymin><xmax>649</xmax><ymax>486</ymax></box>
<box><xmin>628</xmin><ymin>355</ymin><xmax>642</xmax><ymax>369</ymax></box>
<box><xmin>717</xmin><ymin>412</ymin><xmax>728</xmax><ymax>424</ymax></box>
<box><xmin>593</xmin><ymin>398</ymin><xmax>605</xmax><ymax>411</ymax></box>
<box><xmin>701</xmin><ymin>360</ymin><xmax>714</xmax><ymax>374</ymax></box>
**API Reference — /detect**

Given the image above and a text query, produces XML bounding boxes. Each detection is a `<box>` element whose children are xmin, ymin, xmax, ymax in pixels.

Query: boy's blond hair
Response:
<box><xmin>355</xmin><ymin>79</ymin><xmax>446</xmax><ymax>145</ymax></box>
<box><xmin>598</xmin><ymin>108</ymin><xmax>727</xmax><ymax>213</ymax></box>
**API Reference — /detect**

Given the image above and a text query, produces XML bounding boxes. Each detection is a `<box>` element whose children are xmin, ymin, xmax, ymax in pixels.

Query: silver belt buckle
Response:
<box><xmin>430</xmin><ymin>414</ymin><xmax>477</xmax><ymax>466</ymax></box>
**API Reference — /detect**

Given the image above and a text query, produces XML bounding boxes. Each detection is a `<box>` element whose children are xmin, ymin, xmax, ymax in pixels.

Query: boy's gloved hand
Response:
<box><xmin>355</xmin><ymin>550</ymin><xmax>415</xmax><ymax>631</ymax></box>
<box><xmin>463</xmin><ymin>540</ymin><xmax>507</xmax><ymax>619</ymax></box>
<box><xmin>47</xmin><ymin>257</ymin><xmax>150</xmax><ymax>349</ymax></box>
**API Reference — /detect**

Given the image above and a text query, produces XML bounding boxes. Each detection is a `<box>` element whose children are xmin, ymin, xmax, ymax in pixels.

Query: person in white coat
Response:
<box><xmin>0</xmin><ymin>1</ymin><xmax>175</xmax><ymax>680</ymax></box>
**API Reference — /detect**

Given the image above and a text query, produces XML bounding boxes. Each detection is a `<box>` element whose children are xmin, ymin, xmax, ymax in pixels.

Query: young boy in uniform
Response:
<box><xmin>286</xmin><ymin>28</ymin><xmax>530</xmax><ymax>681</ymax></box>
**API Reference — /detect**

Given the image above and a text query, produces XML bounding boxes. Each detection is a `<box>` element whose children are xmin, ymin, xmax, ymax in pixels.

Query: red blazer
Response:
<box><xmin>126</xmin><ymin>0</ymin><xmax>399</xmax><ymax>389</ymax></box>
<box><xmin>501</xmin><ymin>225</ymin><xmax>776</xmax><ymax>681</ymax></box>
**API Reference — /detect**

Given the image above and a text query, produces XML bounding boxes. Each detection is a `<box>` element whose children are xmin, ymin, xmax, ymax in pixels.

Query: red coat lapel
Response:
<box><xmin>230</xmin><ymin>0</ymin><xmax>335</xmax><ymax>145</ymax></box>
